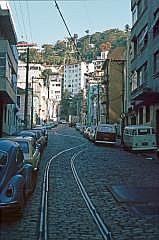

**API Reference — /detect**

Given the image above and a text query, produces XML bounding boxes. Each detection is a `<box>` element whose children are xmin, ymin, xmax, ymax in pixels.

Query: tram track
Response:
<box><xmin>38</xmin><ymin>143</ymin><xmax>86</xmax><ymax>240</ymax></box>
<box><xmin>71</xmin><ymin>150</ymin><xmax>112</xmax><ymax>240</ymax></box>
<box><xmin>38</xmin><ymin>130</ymin><xmax>112</xmax><ymax>240</ymax></box>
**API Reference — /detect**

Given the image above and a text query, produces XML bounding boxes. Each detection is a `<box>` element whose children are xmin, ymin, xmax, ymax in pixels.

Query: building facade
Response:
<box><xmin>64</xmin><ymin>62</ymin><xmax>86</xmax><ymax>96</ymax></box>
<box><xmin>102</xmin><ymin>47</ymin><xmax>126</xmax><ymax>124</ymax></box>
<box><xmin>130</xmin><ymin>0</ymin><xmax>159</xmax><ymax>141</ymax></box>
<box><xmin>17</xmin><ymin>61</ymin><xmax>48</xmax><ymax>127</ymax></box>
<box><xmin>0</xmin><ymin>2</ymin><xmax>18</xmax><ymax>136</ymax></box>
<box><xmin>48</xmin><ymin>72</ymin><xmax>62</xmax><ymax>121</ymax></box>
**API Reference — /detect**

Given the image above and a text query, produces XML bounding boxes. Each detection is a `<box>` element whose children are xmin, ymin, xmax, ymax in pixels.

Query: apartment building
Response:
<box><xmin>64</xmin><ymin>62</ymin><xmax>86</xmax><ymax>96</ymax></box>
<box><xmin>102</xmin><ymin>47</ymin><xmax>126</xmax><ymax>124</ymax></box>
<box><xmin>129</xmin><ymin>0</ymin><xmax>159</xmax><ymax>140</ymax></box>
<box><xmin>0</xmin><ymin>2</ymin><xmax>18</xmax><ymax>136</ymax></box>
<box><xmin>17</xmin><ymin>61</ymin><xmax>47</xmax><ymax>127</ymax></box>
<box><xmin>48</xmin><ymin>72</ymin><xmax>62</xmax><ymax>121</ymax></box>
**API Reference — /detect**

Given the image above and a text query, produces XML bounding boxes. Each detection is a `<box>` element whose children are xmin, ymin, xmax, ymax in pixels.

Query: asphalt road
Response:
<box><xmin>1</xmin><ymin>125</ymin><xmax>159</xmax><ymax>240</ymax></box>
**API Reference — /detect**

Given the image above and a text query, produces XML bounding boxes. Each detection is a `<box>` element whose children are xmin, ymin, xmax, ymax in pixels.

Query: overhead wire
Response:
<box><xmin>10</xmin><ymin>0</ymin><xmax>34</xmax><ymax>44</ymax></box>
<box><xmin>54</xmin><ymin>0</ymin><xmax>84</xmax><ymax>61</ymax></box>
<box><xmin>26</xmin><ymin>1</ymin><xmax>33</xmax><ymax>43</ymax></box>
<box><xmin>11</xmin><ymin>0</ymin><xmax>24</xmax><ymax>40</ymax></box>
<box><xmin>19</xmin><ymin>0</ymin><xmax>28</xmax><ymax>41</ymax></box>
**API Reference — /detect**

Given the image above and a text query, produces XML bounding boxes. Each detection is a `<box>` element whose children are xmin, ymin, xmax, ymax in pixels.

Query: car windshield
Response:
<box><xmin>98</xmin><ymin>126</ymin><xmax>113</xmax><ymax>132</ymax></box>
<box><xmin>0</xmin><ymin>151</ymin><xmax>8</xmax><ymax>167</ymax></box>
<box><xmin>16</xmin><ymin>141</ymin><xmax>29</xmax><ymax>153</ymax></box>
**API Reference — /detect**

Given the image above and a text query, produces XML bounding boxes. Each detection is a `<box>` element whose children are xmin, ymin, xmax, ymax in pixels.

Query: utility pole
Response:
<box><xmin>31</xmin><ymin>76</ymin><xmax>34</xmax><ymax>129</ymax></box>
<box><xmin>24</xmin><ymin>47</ymin><xmax>29</xmax><ymax>129</ymax></box>
<box><xmin>106</xmin><ymin>59</ymin><xmax>110</xmax><ymax>123</ymax></box>
<box><xmin>97</xmin><ymin>79</ymin><xmax>100</xmax><ymax>126</ymax></box>
<box><xmin>121</xmin><ymin>60</ymin><xmax>126</xmax><ymax>145</ymax></box>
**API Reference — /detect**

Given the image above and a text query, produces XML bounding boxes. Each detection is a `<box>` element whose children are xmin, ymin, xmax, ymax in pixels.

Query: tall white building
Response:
<box><xmin>64</xmin><ymin>62</ymin><xmax>87</xmax><ymax>96</ymax></box>
<box><xmin>49</xmin><ymin>73</ymin><xmax>62</xmax><ymax>121</ymax></box>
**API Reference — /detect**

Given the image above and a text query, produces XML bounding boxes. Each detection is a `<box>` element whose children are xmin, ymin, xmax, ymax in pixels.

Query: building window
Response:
<box><xmin>154</xmin><ymin>50</ymin><xmax>159</xmax><ymax>74</ymax></box>
<box><xmin>139</xmin><ymin>107</ymin><xmax>143</xmax><ymax>124</ymax></box>
<box><xmin>137</xmin><ymin>62</ymin><xmax>147</xmax><ymax>86</ymax></box>
<box><xmin>30</xmin><ymin>66</ymin><xmax>39</xmax><ymax>70</ymax></box>
<box><xmin>17</xmin><ymin>96</ymin><xmax>20</xmax><ymax>108</ymax></box>
<box><xmin>153</xmin><ymin>9</ymin><xmax>159</xmax><ymax>38</ymax></box>
<box><xmin>131</xmin><ymin>71</ymin><xmax>137</xmax><ymax>91</ymax></box>
<box><xmin>146</xmin><ymin>106</ymin><xmax>150</xmax><ymax>122</ymax></box>
<box><xmin>137</xmin><ymin>0</ymin><xmax>142</xmax><ymax>18</ymax></box>
<box><xmin>131</xmin><ymin>36</ymin><xmax>137</xmax><ymax>59</ymax></box>
<box><xmin>0</xmin><ymin>66</ymin><xmax>5</xmax><ymax>77</ymax></box>
<box><xmin>0</xmin><ymin>53</ymin><xmax>6</xmax><ymax>77</ymax></box>
<box><xmin>4</xmin><ymin>106</ymin><xmax>7</xmax><ymax>123</ymax></box>
<box><xmin>132</xmin><ymin>5</ymin><xmax>138</xmax><ymax>25</ymax></box>
<box><xmin>137</xmin><ymin>25</ymin><xmax>148</xmax><ymax>53</ymax></box>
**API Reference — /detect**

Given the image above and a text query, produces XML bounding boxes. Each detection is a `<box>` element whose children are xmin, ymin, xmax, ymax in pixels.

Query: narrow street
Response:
<box><xmin>0</xmin><ymin>125</ymin><xmax>159</xmax><ymax>240</ymax></box>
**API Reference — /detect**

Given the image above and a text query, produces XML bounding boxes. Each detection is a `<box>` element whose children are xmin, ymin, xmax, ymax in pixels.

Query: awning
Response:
<box><xmin>133</xmin><ymin>91</ymin><xmax>159</xmax><ymax>105</ymax></box>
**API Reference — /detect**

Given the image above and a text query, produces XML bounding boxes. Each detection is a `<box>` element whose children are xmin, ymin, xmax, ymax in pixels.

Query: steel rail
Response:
<box><xmin>38</xmin><ymin>143</ymin><xmax>86</xmax><ymax>240</ymax></box>
<box><xmin>71</xmin><ymin>150</ymin><xmax>112</xmax><ymax>240</ymax></box>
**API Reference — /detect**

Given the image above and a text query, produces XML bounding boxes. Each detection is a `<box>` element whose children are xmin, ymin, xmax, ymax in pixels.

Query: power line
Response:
<box><xmin>11</xmin><ymin>1</ymin><xmax>24</xmax><ymax>40</ymax></box>
<box><xmin>19</xmin><ymin>0</ymin><xmax>28</xmax><ymax>41</ymax></box>
<box><xmin>54</xmin><ymin>0</ymin><xmax>83</xmax><ymax>61</ymax></box>
<box><xmin>26</xmin><ymin>1</ymin><xmax>33</xmax><ymax>43</ymax></box>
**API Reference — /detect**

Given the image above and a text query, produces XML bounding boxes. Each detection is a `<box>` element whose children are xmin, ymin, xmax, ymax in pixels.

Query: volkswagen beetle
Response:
<box><xmin>0</xmin><ymin>140</ymin><xmax>35</xmax><ymax>212</ymax></box>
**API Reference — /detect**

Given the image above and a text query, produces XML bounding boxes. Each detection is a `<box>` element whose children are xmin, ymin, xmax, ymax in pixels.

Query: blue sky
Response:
<box><xmin>9</xmin><ymin>0</ymin><xmax>131</xmax><ymax>46</ymax></box>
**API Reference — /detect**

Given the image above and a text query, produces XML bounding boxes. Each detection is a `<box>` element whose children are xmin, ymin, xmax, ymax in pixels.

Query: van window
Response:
<box><xmin>132</xmin><ymin>129</ymin><xmax>137</xmax><ymax>135</ymax></box>
<box><xmin>138</xmin><ymin>128</ymin><xmax>150</xmax><ymax>135</ymax></box>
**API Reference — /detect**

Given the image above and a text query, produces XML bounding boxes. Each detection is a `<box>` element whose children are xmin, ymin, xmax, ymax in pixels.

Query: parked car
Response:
<box><xmin>14</xmin><ymin>130</ymin><xmax>44</xmax><ymax>153</ymax></box>
<box><xmin>123</xmin><ymin>125</ymin><xmax>157</xmax><ymax>151</ymax></box>
<box><xmin>34</xmin><ymin>126</ymin><xmax>48</xmax><ymax>145</ymax></box>
<box><xmin>83</xmin><ymin>126</ymin><xmax>92</xmax><ymax>139</ymax></box>
<box><xmin>44</xmin><ymin>122</ymin><xmax>55</xmax><ymax>129</ymax></box>
<box><xmin>0</xmin><ymin>140</ymin><xmax>35</xmax><ymax>212</ymax></box>
<box><xmin>10</xmin><ymin>136</ymin><xmax>40</xmax><ymax>172</ymax></box>
<box><xmin>89</xmin><ymin>125</ymin><xmax>97</xmax><ymax>142</ymax></box>
<box><xmin>29</xmin><ymin>129</ymin><xmax>46</xmax><ymax>150</ymax></box>
<box><xmin>94</xmin><ymin>124</ymin><xmax>116</xmax><ymax>145</ymax></box>
<box><xmin>75</xmin><ymin>123</ymin><xmax>81</xmax><ymax>131</ymax></box>
<box><xmin>1</xmin><ymin>136</ymin><xmax>40</xmax><ymax>172</ymax></box>
<box><xmin>14</xmin><ymin>131</ymin><xmax>37</xmax><ymax>143</ymax></box>
<box><xmin>79</xmin><ymin>125</ymin><xmax>86</xmax><ymax>134</ymax></box>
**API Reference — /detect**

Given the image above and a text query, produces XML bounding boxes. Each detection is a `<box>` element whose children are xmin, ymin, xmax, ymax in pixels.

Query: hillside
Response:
<box><xmin>19</xmin><ymin>28</ymin><xmax>128</xmax><ymax>65</ymax></box>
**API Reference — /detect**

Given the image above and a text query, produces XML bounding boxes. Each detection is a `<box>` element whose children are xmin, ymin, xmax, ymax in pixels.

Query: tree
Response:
<box><xmin>60</xmin><ymin>90</ymin><xmax>72</xmax><ymax>120</ymax></box>
<box><xmin>41</xmin><ymin>68</ymin><xmax>53</xmax><ymax>86</ymax></box>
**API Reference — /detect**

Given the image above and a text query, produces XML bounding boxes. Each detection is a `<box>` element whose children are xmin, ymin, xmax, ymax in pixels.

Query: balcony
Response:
<box><xmin>0</xmin><ymin>40</ymin><xmax>18</xmax><ymax>104</ymax></box>
<box><xmin>0</xmin><ymin>8</ymin><xmax>17</xmax><ymax>45</ymax></box>
<box><xmin>0</xmin><ymin>40</ymin><xmax>18</xmax><ymax>73</ymax></box>
<box><xmin>0</xmin><ymin>76</ymin><xmax>16</xmax><ymax>103</ymax></box>
<box><xmin>131</xmin><ymin>83</ymin><xmax>159</xmax><ymax>105</ymax></box>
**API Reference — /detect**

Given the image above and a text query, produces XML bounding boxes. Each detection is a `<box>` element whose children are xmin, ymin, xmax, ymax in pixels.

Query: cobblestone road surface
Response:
<box><xmin>0</xmin><ymin>125</ymin><xmax>159</xmax><ymax>240</ymax></box>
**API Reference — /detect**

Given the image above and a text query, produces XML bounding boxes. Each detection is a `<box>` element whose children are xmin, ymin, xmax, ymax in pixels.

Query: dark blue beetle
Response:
<box><xmin>0</xmin><ymin>140</ymin><xmax>34</xmax><ymax>212</ymax></box>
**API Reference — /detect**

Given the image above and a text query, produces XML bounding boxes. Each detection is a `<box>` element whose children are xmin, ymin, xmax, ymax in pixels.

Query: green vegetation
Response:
<box><xmin>60</xmin><ymin>91</ymin><xmax>83</xmax><ymax>120</ymax></box>
<box><xmin>19</xmin><ymin>28</ymin><xmax>128</xmax><ymax>65</ymax></box>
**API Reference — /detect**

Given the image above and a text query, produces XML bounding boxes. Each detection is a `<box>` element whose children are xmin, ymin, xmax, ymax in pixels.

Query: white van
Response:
<box><xmin>123</xmin><ymin>125</ymin><xmax>157</xmax><ymax>151</ymax></box>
